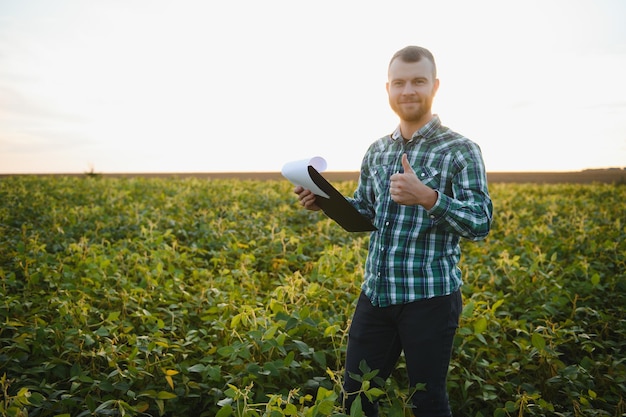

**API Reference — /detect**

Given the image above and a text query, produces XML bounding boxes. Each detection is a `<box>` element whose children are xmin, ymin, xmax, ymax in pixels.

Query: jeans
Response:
<box><xmin>342</xmin><ymin>290</ymin><xmax>462</xmax><ymax>417</ymax></box>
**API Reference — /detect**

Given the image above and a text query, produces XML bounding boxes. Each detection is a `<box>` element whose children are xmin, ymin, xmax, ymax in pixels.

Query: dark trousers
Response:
<box><xmin>343</xmin><ymin>290</ymin><xmax>462</xmax><ymax>417</ymax></box>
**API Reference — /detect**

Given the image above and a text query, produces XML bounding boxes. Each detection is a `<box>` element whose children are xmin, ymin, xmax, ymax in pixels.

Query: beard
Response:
<box><xmin>389</xmin><ymin>95</ymin><xmax>434</xmax><ymax>123</ymax></box>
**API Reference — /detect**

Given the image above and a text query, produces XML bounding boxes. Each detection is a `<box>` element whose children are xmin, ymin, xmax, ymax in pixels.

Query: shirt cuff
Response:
<box><xmin>426</xmin><ymin>190</ymin><xmax>447</xmax><ymax>221</ymax></box>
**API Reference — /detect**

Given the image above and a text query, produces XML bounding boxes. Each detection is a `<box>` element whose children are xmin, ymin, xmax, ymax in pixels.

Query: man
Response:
<box><xmin>294</xmin><ymin>46</ymin><xmax>493</xmax><ymax>417</ymax></box>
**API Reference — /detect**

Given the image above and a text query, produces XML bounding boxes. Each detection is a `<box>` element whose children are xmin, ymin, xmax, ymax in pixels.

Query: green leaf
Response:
<box><xmin>314</xmin><ymin>399</ymin><xmax>335</xmax><ymax>416</ymax></box>
<box><xmin>531</xmin><ymin>332</ymin><xmax>546</xmax><ymax>351</ymax></box>
<box><xmin>187</xmin><ymin>364</ymin><xmax>205</xmax><ymax>373</ymax></box>
<box><xmin>591</xmin><ymin>273</ymin><xmax>600</xmax><ymax>286</ymax></box>
<box><xmin>473</xmin><ymin>317</ymin><xmax>487</xmax><ymax>334</ymax></box>
<box><xmin>107</xmin><ymin>311</ymin><xmax>121</xmax><ymax>322</ymax></box>
<box><xmin>283</xmin><ymin>403</ymin><xmax>298</xmax><ymax>415</ymax></box>
<box><xmin>364</xmin><ymin>387</ymin><xmax>384</xmax><ymax>402</ymax></box>
<box><xmin>94</xmin><ymin>399</ymin><xmax>117</xmax><ymax>412</ymax></box>
<box><xmin>462</xmin><ymin>301</ymin><xmax>476</xmax><ymax>318</ymax></box>
<box><xmin>491</xmin><ymin>299</ymin><xmax>505</xmax><ymax>312</ymax></box>
<box><xmin>94</xmin><ymin>326</ymin><xmax>109</xmax><ymax>337</ymax></box>
<box><xmin>215</xmin><ymin>405</ymin><xmax>233</xmax><ymax>417</ymax></box>
<box><xmin>156</xmin><ymin>391</ymin><xmax>177</xmax><ymax>400</ymax></box>
<box><xmin>138</xmin><ymin>390</ymin><xmax>158</xmax><ymax>398</ymax></box>
<box><xmin>350</xmin><ymin>395</ymin><xmax>363</xmax><ymax>417</ymax></box>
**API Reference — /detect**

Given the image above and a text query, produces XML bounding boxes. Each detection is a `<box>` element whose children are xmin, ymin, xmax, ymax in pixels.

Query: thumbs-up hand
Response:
<box><xmin>390</xmin><ymin>154</ymin><xmax>437</xmax><ymax>209</ymax></box>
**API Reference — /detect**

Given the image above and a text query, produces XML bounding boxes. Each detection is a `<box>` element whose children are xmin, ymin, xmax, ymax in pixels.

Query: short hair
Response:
<box><xmin>389</xmin><ymin>46</ymin><xmax>437</xmax><ymax>78</ymax></box>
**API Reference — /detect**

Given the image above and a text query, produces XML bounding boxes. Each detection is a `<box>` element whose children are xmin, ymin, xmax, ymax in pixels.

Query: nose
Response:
<box><xmin>402</xmin><ymin>82</ymin><xmax>416</xmax><ymax>95</ymax></box>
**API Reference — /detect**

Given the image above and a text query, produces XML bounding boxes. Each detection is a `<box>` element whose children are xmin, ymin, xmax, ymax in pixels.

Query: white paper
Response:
<box><xmin>281</xmin><ymin>156</ymin><xmax>330</xmax><ymax>198</ymax></box>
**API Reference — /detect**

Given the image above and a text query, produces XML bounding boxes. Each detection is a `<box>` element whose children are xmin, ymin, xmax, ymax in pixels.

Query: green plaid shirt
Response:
<box><xmin>348</xmin><ymin>115</ymin><xmax>493</xmax><ymax>307</ymax></box>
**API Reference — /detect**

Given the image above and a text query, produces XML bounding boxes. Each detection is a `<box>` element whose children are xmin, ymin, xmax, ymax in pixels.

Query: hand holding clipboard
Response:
<box><xmin>281</xmin><ymin>157</ymin><xmax>377</xmax><ymax>232</ymax></box>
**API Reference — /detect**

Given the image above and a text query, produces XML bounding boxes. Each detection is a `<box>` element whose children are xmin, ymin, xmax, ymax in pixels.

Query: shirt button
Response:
<box><xmin>385</xmin><ymin>221</ymin><xmax>390</xmax><ymax>226</ymax></box>
<box><xmin>420</xmin><ymin>173</ymin><xmax>426</xmax><ymax>178</ymax></box>
<box><xmin>430</xmin><ymin>215</ymin><xmax>435</xmax><ymax>219</ymax></box>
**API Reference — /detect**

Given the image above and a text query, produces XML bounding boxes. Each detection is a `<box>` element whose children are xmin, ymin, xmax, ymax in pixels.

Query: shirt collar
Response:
<box><xmin>390</xmin><ymin>115</ymin><xmax>441</xmax><ymax>142</ymax></box>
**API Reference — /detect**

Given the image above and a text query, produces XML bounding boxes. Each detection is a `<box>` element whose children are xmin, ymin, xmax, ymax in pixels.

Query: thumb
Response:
<box><xmin>401</xmin><ymin>154</ymin><xmax>415</xmax><ymax>174</ymax></box>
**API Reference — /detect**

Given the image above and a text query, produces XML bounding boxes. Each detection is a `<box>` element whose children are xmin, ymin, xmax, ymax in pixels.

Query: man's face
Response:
<box><xmin>386</xmin><ymin>58</ymin><xmax>439</xmax><ymax>124</ymax></box>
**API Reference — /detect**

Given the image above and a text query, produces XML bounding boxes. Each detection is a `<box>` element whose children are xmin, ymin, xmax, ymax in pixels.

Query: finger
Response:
<box><xmin>304</xmin><ymin>195</ymin><xmax>318</xmax><ymax>209</ymax></box>
<box><xmin>302</xmin><ymin>191</ymin><xmax>313</xmax><ymax>202</ymax></box>
<box><xmin>401</xmin><ymin>153</ymin><xmax>415</xmax><ymax>174</ymax></box>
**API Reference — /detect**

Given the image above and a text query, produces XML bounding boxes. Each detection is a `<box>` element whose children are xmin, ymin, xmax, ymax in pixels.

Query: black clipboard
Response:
<box><xmin>307</xmin><ymin>166</ymin><xmax>377</xmax><ymax>232</ymax></box>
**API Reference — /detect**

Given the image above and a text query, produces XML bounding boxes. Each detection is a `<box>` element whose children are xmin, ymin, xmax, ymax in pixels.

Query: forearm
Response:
<box><xmin>427</xmin><ymin>190</ymin><xmax>492</xmax><ymax>240</ymax></box>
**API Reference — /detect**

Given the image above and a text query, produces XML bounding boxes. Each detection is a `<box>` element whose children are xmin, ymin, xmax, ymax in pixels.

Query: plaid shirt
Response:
<box><xmin>348</xmin><ymin>115</ymin><xmax>493</xmax><ymax>307</ymax></box>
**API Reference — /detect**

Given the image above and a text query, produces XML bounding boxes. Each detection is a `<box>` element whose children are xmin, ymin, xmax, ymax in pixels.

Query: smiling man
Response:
<box><xmin>295</xmin><ymin>45</ymin><xmax>493</xmax><ymax>416</ymax></box>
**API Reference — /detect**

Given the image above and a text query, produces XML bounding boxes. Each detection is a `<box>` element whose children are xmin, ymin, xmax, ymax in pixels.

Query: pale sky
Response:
<box><xmin>1</xmin><ymin>0</ymin><xmax>625</xmax><ymax>174</ymax></box>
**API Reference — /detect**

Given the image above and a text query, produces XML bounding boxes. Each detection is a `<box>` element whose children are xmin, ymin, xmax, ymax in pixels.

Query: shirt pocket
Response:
<box><xmin>416</xmin><ymin>167</ymin><xmax>441</xmax><ymax>189</ymax></box>
<box><xmin>371</xmin><ymin>164</ymin><xmax>396</xmax><ymax>196</ymax></box>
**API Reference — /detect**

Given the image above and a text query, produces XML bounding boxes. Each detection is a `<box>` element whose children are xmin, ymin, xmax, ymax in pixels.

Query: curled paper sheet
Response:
<box><xmin>281</xmin><ymin>156</ymin><xmax>330</xmax><ymax>198</ymax></box>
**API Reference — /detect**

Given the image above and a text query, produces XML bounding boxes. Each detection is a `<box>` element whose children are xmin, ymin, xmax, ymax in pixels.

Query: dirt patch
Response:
<box><xmin>486</xmin><ymin>169</ymin><xmax>626</xmax><ymax>184</ymax></box>
<box><xmin>3</xmin><ymin>168</ymin><xmax>625</xmax><ymax>184</ymax></box>
<box><xmin>104</xmin><ymin>168</ymin><xmax>626</xmax><ymax>184</ymax></box>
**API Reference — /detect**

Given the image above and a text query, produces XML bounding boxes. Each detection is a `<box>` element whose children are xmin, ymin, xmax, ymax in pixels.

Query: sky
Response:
<box><xmin>1</xmin><ymin>0</ymin><xmax>625</xmax><ymax>174</ymax></box>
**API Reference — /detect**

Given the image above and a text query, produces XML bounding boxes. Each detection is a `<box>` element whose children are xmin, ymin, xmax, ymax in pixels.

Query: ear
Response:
<box><xmin>432</xmin><ymin>78</ymin><xmax>440</xmax><ymax>95</ymax></box>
